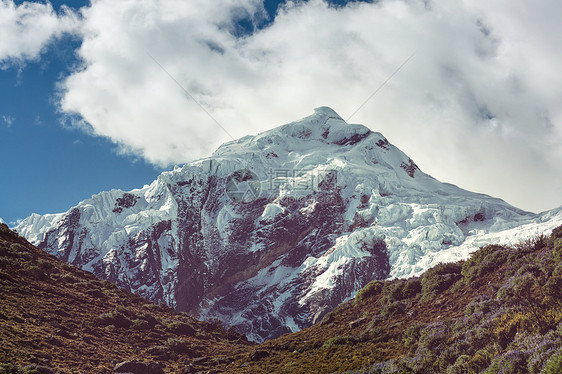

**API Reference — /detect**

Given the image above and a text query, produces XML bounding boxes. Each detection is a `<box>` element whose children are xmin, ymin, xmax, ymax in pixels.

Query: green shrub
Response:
<box><xmin>514</xmin><ymin>235</ymin><xmax>548</xmax><ymax>254</ymax></box>
<box><xmin>115</xmin><ymin>305</ymin><xmax>136</xmax><ymax>317</ymax></box>
<box><xmin>132</xmin><ymin>319</ymin><xmax>150</xmax><ymax>330</ymax></box>
<box><xmin>165</xmin><ymin>337</ymin><xmax>193</xmax><ymax>354</ymax></box>
<box><xmin>359</xmin><ymin>326</ymin><xmax>382</xmax><ymax>342</ymax></box>
<box><xmin>21</xmin><ymin>366</ymin><xmax>53</xmax><ymax>374</ymax></box>
<box><xmin>97</xmin><ymin>310</ymin><xmax>132</xmax><ymax>328</ymax></box>
<box><xmin>37</xmin><ymin>259</ymin><xmax>54</xmax><ymax>274</ymax></box>
<box><xmin>496</xmin><ymin>270</ymin><xmax>550</xmax><ymax>333</ymax></box>
<box><xmin>166</xmin><ymin>321</ymin><xmax>195</xmax><ymax>336</ymax></box>
<box><xmin>10</xmin><ymin>243</ymin><xmax>33</xmax><ymax>261</ymax></box>
<box><xmin>545</xmin><ymin>276</ymin><xmax>562</xmax><ymax>308</ymax></box>
<box><xmin>355</xmin><ymin>280</ymin><xmax>384</xmax><ymax>303</ymax></box>
<box><xmin>462</xmin><ymin>245</ymin><xmax>508</xmax><ymax>285</ymax></box>
<box><xmin>483</xmin><ymin>351</ymin><xmax>528</xmax><ymax>374</ymax></box>
<box><xmin>24</xmin><ymin>265</ymin><xmax>45</xmax><ymax>280</ymax></box>
<box><xmin>402</xmin><ymin>323</ymin><xmax>424</xmax><ymax>348</ymax></box>
<box><xmin>321</xmin><ymin>336</ymin><xmax>357</xmax><ymax>349</ymax></box>
<box><xmin>0</xmin><ymin>363</ymin><xmax>21</xmax><ymax>374</ymax></box>
<box><xmin>10</xmin><ymin>243</ymin><xmax>28</xmax><ymax>253</ymax></box>
<box><xmin>464</xmin><ymin>296</ymin><xmax>498</xmax><ymax>317</ymax></box>
<box><xmin>446</xmin><ymin>355</ymin><xmax>471</xmax><ymax>374</ymax></box>
<box><xmin>543</xmin><ymin>354</ymin><xmax>562</xmax><ymax>374</ymax></box>
<box><xmin>0</xmin><ymin>245</ymin><xmax>11</xmax><ymax>257</ymax></box>
<box><xmin>139</xmin><ymin>312</ymin><xmax>159</xmax><ymax>328</ymax></box>
<box><xmin>388</xmin><ymin>278</ymin><xmax>422</xmax><ymax>302</ymax></box>
<box><xmin>553</xmin><ymin>238</ymin><xmax>562</xmax><ymax>263</ymax></box>
<box><xmin>381</xmin><ymin>301</ymin><xmax>406</xmax><ymax>317</ymax></box>
<box><xmin>418</xmin><ymin>322</ymin><xmax>450</xmax><ymax>352</ymax></box>
<box><xmin>402</xmin><ymin>278</ymin><xmax>422</xmax><ymax>298</ymax></box>
<box><xmin>421</xmin><ymin>262</ymin><xmax>462</xmax><ymax>301</ymax></box>
<box><xmin>552</xmin><ymin>225</ymin><xmax>562</xmax><ymax>239</ymax></box>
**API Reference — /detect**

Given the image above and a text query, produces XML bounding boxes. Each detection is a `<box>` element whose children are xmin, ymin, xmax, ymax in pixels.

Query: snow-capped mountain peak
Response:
<box><xmin>15</xmin><ymin>107</ymin><xmax>562</xmax><ymax>342</ymax></box>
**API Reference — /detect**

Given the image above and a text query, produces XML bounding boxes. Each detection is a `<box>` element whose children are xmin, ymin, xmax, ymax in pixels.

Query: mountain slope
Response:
<box><xmin>14</xmin><ymin>107</ymin><xmax>562</xmax><ymax>342</ymax></box>
<box><xmin>225</xmin><ymin>225</ymin><xmax>562</xmax><ymax>373</ymax></box>
<box><xmin>0</xmin><ymin>223</ymin><xmax>253</xmax><ymax>373</ymax></box>
<box><xmin>4</xmin><ymin>222</ymin><xmax>562</xmax><ymax>373</ymax></box>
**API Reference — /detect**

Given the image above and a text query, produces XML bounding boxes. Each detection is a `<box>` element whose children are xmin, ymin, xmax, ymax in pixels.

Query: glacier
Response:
<box><xmin>15</xmin><ymin>107</ymin><xmax>562</xmax><ymax>342</ymax></box>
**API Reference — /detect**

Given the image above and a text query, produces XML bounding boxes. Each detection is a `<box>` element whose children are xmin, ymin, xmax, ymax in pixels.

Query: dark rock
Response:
<box><xmin>182</xmin><ymin>365</ymin><xmax>197</xmax><ymax>374</ymax></box>
<box><xmin>376</xmin><ymin>138</ymin><xmax>390</xmax><ymax>149</ymax></box>
<box><xmin>249</xmin><ymin>350</ymin><xmax>270</xmax><ymax>361</ymax></box>
<box><xmin>112</xmin><ymin>193</ymin><xmax>139</xmax><ymax>213</ymax></box>
<box><xmin>349</xmin><ymin>317</ymin><xmax>367</xmax><ymax>329</ymax></box>
<box><xmin>332</xmin><ymin>131</ymin><xmax>370</xmax><ymax>146</ymax></box>
<box><xmin>400</xmin><ymin>158</ymin><xmax>420</xmax><ymax>178</ymax></box>
<box><xmin>318</xmin><ymin>313</ymin><xmax>334</xmax><ymax>326</ymax></box>
<box><xmin>146</xmin><ymin>346</ymin><xmax>169</xmax><ymax>361</ymax></box>
<box><xmin>113</xmin><ymin>360</ymin><xmax>164</xmax><ymax>374</ymax></box>
<box><xmin>191</xmin><ymin>357</ymin><xmax>209</xmax><ymax>365</ymax></box>
<box><xmin>213</xmin><ymin>356</ymin><xmax>233</xmax><ymax>364</ymax></box>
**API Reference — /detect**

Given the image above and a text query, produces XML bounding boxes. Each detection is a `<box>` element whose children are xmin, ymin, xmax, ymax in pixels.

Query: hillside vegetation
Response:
<box><xmin>2</xmin><ymin>223</ymin><xmax>562</xmax><ymax>373</ymax></box>
<box><xmin>228</xmin><ymin>225</ymin><xmax>562</xmax><ymax>373</ymax></box>
<box><xmin>0</xmin><ymin>223</ymin><xmax>254</xmax><ymax>373</ymax></box>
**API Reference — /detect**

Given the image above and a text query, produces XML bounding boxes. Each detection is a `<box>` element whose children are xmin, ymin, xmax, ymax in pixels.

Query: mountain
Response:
<box><xmin>0</xmin><ymin>223</ymin><xmax>253</xmax><ymax>374</ymax></box>
<box><xmin>14</xmin><ymin>107</ymin><xmax>562</xmax><ymax>342</ymax></box>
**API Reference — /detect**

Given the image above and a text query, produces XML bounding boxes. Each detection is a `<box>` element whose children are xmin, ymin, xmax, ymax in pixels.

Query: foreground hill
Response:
<box><xmin>15</xmin><ymin>107</ymin><xmax>562</xmax><ymax>342</ymax></box>
<box><xmin>0</xmin><ymin>223</ymin><xmax>254</xmax><ymax>374</ymax></box>
<box><xmin>3</xmin><ymin>222</ymin><xmax>562</xmax><ymax>373</ymax></box>
<box><xmin>226</xmin><ymin>225</ymin><xmax>562</xmax><ymax>373</ymax></box>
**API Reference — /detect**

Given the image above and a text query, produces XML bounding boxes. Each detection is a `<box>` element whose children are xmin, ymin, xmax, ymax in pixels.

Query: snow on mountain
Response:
<box><xmin>14</xmin><ymin>107</ymin><xmax>562</xmax><ymax>342</ymax></box>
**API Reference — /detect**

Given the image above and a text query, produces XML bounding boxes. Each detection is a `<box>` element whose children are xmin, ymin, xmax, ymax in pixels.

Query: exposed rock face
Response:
<box><xmin>15</xmin><ymin>107</ymin><xmax>562</xmax><ymax>342</ymax></box>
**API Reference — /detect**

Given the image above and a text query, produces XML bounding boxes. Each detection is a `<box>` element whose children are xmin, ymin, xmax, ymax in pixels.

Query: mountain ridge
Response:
<box><xmin>14</xmin><ymin>107</ymin><xmax>562</xmax><ymax>342</ymax></box>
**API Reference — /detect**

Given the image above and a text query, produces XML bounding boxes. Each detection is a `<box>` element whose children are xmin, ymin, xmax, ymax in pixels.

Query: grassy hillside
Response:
<box><xmin>2</xmin><ymin>222</ymin><xmax>562</xmax><ymax>373</ymax></box>
<box><xmin>0</xmin><ymin>223</ymin><xmax>255</xmax><ymax>373</ymax></box>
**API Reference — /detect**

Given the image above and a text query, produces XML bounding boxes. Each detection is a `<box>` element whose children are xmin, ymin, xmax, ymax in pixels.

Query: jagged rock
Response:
<box><xmin>113</xmin><ymin>360</ymin><xmax>164</xmax><ymax>374</ymax></box>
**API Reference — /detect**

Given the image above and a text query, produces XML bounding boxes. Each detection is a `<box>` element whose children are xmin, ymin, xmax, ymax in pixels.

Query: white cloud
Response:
<box><xmin>0</xmin><ymin>0</ymin><xmax>78</xmax><ymax>66</ymax></box>
<box><xmin>2</xmin><ymin>115</ymin><xmax>15</xmax><ymax>127</ymax></box>
<box><xmin>51</xmin><ymin>0</ymin><xmax>562</xmax><ymax>212</ymax></box>
<box><xmin>59</xmin><ymin>0</ymin><xmax>267</xmax><ymax>165</ymax></box>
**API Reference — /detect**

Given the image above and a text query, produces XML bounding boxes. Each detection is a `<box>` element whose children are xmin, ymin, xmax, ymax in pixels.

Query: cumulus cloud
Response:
<box><xmin>0</xmin><ymin>0</ymin><xmax>78</xmax><ymax>66</ymax></box>
<box><xmin>59</xmin><ymin>0</ymin><xmax>267</xmax><ymax>164</ymax></box>
<box><xmin>30</xmin><ymin>0</ymin><xmax>562</xmax><ymax>212</ymax></box>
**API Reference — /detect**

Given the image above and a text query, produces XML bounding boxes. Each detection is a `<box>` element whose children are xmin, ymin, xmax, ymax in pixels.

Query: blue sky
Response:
<box><xmin>1</xmin><ymin>0</ymin><xmax>562</xmax><ymax>225</ymax></box>
<box><xmin>0</xmin><ymin>1</ymin><xmax>161</xmax><ymax>225</ymax></box>
<box><xmin>0</xmin><ymin>0</ymin><xmax>368</xmax><ymax>225</ymax></box>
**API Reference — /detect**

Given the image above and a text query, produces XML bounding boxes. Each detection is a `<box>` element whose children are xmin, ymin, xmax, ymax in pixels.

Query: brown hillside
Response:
<box><xmin>0</xmin><ymin>224</ymin><xmax>254</xmax><ymax>373</ymax></box>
